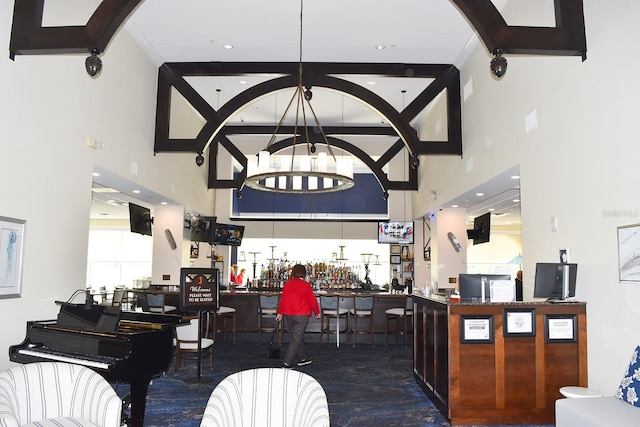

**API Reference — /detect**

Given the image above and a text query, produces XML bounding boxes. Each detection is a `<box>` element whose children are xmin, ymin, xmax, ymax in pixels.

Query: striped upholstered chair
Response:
<box><xmin>201</xmin><ymin>368</ymin><xmax>330</xmax><ymax>427</ymax></box>
<box><xmin>0</xmin><ymin>362</ymin><xmax>121</xmax><ymax>427</ymax></box>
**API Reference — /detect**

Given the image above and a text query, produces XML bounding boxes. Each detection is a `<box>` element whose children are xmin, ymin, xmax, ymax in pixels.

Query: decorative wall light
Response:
<box><xmin>490</xmin><ymin>48</ymin><xmax>508</xmax><ymax>78</ymax></box>
<box><xmin>244</xmin><ymin>0</ymin><xmax>354</xmax><ymax>194</ymax></box>
<box><xmin>85</xmin><ymin>48</ymin><xmax>102</xmax><ymax>77</ymax></box>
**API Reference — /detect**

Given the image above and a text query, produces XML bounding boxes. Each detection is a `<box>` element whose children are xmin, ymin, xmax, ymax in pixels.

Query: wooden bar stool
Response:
<box><xmin>211</xmin><ymin>306</ymin><xmax>237</xmax><ymax>344</ymax></box>
<box><xmin>384</xmin><ymin>296</ymin><xmax>413</xmax><ymax>347</ymax></box>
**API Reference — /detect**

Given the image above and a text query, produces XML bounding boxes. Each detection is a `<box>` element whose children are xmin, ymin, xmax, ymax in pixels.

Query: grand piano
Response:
<box><xmin>9</xmin><ymin>300</ymin><xmax>184</xmax><ymax>427</ymax></box>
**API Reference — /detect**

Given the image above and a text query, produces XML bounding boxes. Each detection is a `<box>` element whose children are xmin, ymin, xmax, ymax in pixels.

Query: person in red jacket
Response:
<box><xmin>276</xmin><ymin>264</ymin><xmax>320</xmax><ymax>368</ymax></box>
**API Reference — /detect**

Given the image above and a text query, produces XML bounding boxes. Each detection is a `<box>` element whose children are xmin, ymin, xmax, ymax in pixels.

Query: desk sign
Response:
<box><xmin>180</xmin><ymin>268</ymin><xmax>219</xmax><ymax>312</ymax></box>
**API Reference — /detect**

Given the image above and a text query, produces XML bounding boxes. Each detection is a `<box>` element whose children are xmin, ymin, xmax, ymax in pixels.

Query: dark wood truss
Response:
<box><xmin>9</xmin><ymin>0</ymin><xmax>587</xmax><ymax>193</ymax></box>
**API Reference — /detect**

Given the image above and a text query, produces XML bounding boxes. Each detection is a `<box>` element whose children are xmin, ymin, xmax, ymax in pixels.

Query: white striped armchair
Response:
<box><xmin>0</xmin><ymin>362</ymin><xmax>121</xmax><ymax>427</ymax></box>
<box><xmin>201</xmin><ymin>368</ymin><xmax>330</xmax><ymax>427</ymax></box>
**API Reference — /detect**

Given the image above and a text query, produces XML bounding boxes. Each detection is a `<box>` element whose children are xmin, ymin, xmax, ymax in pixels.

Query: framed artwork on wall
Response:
<box><xmin>460</xmin><ymin>315</ymin><xmax>494</xmax><ymax>344</ymax></box>
<box><xmin>503</xmin><ymin>308</ymin><xmax>536</xmax><ymax>337</ymax></box>
<box><xmin>0</xmin><ymin>216</ymin><xmax>26</xmax><ymax>299</ymax></box>
<box><xmin>390</xmin><ymin>245</ymin><xmax>401</xmax><ymax>255</ymax></box>
<box><xmin>617</xmin><ymin>223</ymin><xmax>640</xmax><ymax>282</ymax></box>
<box><xmin>544</xmin><ymin>314</ymin><xmax>577</xmax><ymax>343</ymax></box>
<box><xmin>390</xmin><ymin>255</ymin><xmax>401</xmax><ymax>264</ymax></box>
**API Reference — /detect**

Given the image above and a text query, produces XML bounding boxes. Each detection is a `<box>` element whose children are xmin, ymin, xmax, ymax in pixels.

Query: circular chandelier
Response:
<box><xmin>243</xmin><ymin>0</ymin><xmax>354</xmax><ymax>195</ymax></box>
<box><xmin>245</xmin><ymin>151</ymin><xmax>354</xmax><ymax>194</ymax></box>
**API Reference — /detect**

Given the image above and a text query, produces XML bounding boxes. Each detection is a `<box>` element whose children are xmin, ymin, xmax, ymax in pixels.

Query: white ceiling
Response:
<box><xmin>91</xmin><ymin>0</ymin><xmax>520</xmax><ymax>225</ymax></box>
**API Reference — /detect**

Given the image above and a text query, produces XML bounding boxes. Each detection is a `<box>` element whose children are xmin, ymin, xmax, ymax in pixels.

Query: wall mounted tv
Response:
<box><xmin>378</xmin><ymin>221</ymin><xmax>414</xmax><ymax>244</ymax></box>
<box><xmin>534</xmin><ymin>262</ymin><xmax>578</xmax><ymax>301</ymax></box>
<box><xmin>128</xmin><ymin>203</ymin><xmax>153</xmax><ymax>236</ymax></box>
<box><xmin>467</xmin><ymin>212</ymin><xmax>491</xmax><ymax>245</ymax></box>
<box><xmin>212</xmin><ymin>223</ymin><xmax>245</xmax><ymax>246</ymax></box>
<box><xmin>190</xmin><ymin>216</ymin><xmax>216</xmax><ymax>243</ymax></box>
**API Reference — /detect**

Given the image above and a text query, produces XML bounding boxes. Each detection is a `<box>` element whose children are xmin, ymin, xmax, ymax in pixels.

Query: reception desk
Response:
<box><xmin>413</xmin><ymin>295</ymin><xmax>587</xmax><ymax>426</ymax></box>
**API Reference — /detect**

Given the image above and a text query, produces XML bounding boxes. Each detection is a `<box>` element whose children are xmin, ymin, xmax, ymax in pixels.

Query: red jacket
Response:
<box><xmin>277</xmin><ymin>278</ymin><xmax>320</xmax><ymax>316</ymax></box>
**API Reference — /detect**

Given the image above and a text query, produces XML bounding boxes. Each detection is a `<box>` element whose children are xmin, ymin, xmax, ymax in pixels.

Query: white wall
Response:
<box><xmin>415</xmin><ymin>0</ymin><xmax>640</xmax><ymax>393</ymax></box>
<box><xmin>0</xmin><ymin>3</ymin><xmax>210</xmax><ymax>372</ymax></box>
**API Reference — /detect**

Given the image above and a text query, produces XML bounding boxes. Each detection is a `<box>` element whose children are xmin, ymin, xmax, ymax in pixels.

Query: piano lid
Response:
<box><xmin>56</xmin><ymin>302</ymin><xmax>121</xmax><ymax>333</ymax></box>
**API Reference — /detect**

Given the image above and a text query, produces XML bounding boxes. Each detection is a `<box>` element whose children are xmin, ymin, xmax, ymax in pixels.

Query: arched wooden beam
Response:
<box><xmin>9</xmin><ymin>0</ymin><xmax>142</xmax><ymax>59</ymax></box>
<box><xmin>451</xmin><ymin>0</ymin><xmax>587</xmax><ymax>59</ymax></box>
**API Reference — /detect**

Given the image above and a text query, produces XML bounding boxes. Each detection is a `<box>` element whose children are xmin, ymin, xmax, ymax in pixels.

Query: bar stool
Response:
<box><xmin>257</xmin><ymin>294</ymin><xmax>280</xmax><ymax>345</ymax></box>
<box><xmin>384</xmin><ymin>296</ymin><xmax>413</xmax><ymax>347</ymax></box>
<box><xmin>319</xmin><ymin>295</ymin><xmax>349</xmax><ymax>344</ymax></box>
<box><xmin>350</xmin><ymin>296</ymin><xmax>375</xmax><ymax>347</ymax></box>
<box><xmin>211</xmin><ymin>306</ymin><xmax>236</xmax><ymax>344</ymax></box>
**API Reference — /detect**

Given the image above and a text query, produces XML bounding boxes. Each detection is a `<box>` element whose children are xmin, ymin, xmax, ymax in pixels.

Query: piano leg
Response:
<box><xmin>128</xmin><ymin>379</ymin><xmax>151</xmax><ymax>427</ymax></box>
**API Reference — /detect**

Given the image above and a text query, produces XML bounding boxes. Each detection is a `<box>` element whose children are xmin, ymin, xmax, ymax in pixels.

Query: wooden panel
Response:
<box><xmin>456</xmin><ymin>344</ymin><xmax>497</xmax><ymax>407</ymax></box>
<box><xmin>504</xmin><ymin>339</ymin><xmax>537</xmax><ymax>407</ymax></box>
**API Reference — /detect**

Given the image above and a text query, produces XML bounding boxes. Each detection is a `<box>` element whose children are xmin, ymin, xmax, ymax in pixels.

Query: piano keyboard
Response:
<box><xmin>18</xmin><ymin>347</ymin><xmax>120</xmax><ymax>370</ymax></box>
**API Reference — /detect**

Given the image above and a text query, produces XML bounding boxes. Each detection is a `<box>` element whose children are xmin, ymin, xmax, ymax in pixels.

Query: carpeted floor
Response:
<box><xmin>115</xmin><ymin>333</ymin><xmax>554</xmax><ymax>427</ymax></box>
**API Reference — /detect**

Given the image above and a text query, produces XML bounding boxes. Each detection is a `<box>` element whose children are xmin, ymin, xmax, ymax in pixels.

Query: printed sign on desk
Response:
<box><xmin>180</xmin><ymin>268</ymin><xmax>219</xmax><ymax>312</ymax></box>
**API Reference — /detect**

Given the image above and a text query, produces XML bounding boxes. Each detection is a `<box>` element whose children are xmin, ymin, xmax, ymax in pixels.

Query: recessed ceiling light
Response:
<box><xmin>375</xmin><ymin>45</ymin><xmax>385</xmax><ymax>50</ymax></box>
<box><xmin>133</xmin><ymin>190</ymin><xmax>141</xmax><ymax>194</ymax></box>
<box><xmin>367</xmin><ymin>81</ymin><xmax>376</xmax><ymax>85</ymax></box>
<box><xmin>513</xmin><ymin>198</ymin><xmax>520</xmax><ymax>202</ymax></box>
<box><xmin>161</xmin><ymin>202</ymin><xmax>167</xmax><ymax>205</ymax></box>
<box><xmin>511</xmin><ymin>175</ymin><xmax>520</xmax><ymax>180</ymax></box>
<box><xmin>239</xmin><ymin>80</ymin><xmax>248</xmax><ymax>85</ymax></box>
<box><xmin>451</xmin><ymin>204</ymin><xmax>458</xmax><ymax>208</ymax></box>
<box><xmin>223</xmin><ymin>44</ymin><xmax>233</xmax><ymax>50</ymax></box>
<box><xmin>488</xmin><ymin>208</ymin><xmax>495</xmax><ymax>211</ymax></box>
<box><xmin>476</xmin><ymin>192</ymin><xmax>484</xmax><ymax>197</ymax></box>
<box><xmin>92</xmin><ymin>172</ymin><xmax>100</xmax><ymax>177</ymax></box>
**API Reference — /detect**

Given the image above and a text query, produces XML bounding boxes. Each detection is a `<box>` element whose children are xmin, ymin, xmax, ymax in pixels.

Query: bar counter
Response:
<box><xmin>219</xmin><ymin>290</ymin><xmax>410</xmax><ymax>333</ymax></box>
<box><xmin>412</xmin><ymin>294</ymin><xmax>588</xmax><ymax>426</ymax></box>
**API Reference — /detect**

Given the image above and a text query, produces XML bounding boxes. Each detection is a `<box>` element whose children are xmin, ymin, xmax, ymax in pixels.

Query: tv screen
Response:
<box><xmin>459</xmin><ymin>273</ymin><xmax>511</xmax><ymax>302</ymax></box>
<box><xmin>534</xmin><ymin>263</ymin><xmax>578</xmax><ymax>300</ymax></box>
<box><xmin>212</xmin><ymin>223</ymin><xmax>245</xmax><ymax>246</ymax></box>
<box><xmin>378</xmin><ymin>221</ymin><xmax>414</xmax><ymax>244</ymax></box>
<box><xmin>128</xmin><ymin>203</ymin><xmax>153</xmax><ymax>236</ymax></box>
<box><xmin>467</xmin><ymin>212</ymin><xmax>491</xmax><ymax>245</ymax></box>
<box><xmin>190</xmin><ymin>216</ymin><xmax>216</xmax><ymax>242</ymax></box>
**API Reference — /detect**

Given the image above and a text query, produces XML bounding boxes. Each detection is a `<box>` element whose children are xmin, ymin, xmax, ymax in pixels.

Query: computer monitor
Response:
<box><xmin>534</xmin><ymin>263</ymin><xmax>578</xmax><ymax>300</ymax></box>
<box><xmin>458</xmin><ymin>273</ymin><xmax>512</xmax><ymax>302</ymax></box>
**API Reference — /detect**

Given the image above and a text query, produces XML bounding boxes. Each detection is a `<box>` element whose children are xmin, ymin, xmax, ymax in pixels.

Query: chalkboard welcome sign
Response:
<box><xmin>179</xmin><ymin>268</ymin><xmax>219</xmax><ymax>312</ymax></box>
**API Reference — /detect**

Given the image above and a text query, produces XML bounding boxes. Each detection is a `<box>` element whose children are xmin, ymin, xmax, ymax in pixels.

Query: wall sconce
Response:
<box><xmin>85</xmin><ymin>48</ymin><xmax>102</xmax><ymax>77</ymax></box>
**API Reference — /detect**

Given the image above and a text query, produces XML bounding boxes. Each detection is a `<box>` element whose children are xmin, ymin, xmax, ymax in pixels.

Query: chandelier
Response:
<box><xmin>244</xmin><ymin>0</ymin><xmax>354</xmax><ymax>194</ymax></box>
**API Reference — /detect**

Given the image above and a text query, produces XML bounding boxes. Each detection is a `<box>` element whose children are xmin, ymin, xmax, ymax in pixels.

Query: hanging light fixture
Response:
<box><xmin>244</xmin><ymin>0</ymin><xmax>354</xmax><ymax>194</ymax></box>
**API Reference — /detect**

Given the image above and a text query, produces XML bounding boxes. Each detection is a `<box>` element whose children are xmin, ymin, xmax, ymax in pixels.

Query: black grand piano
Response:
<box><xmin>9</xmin><ymin>300</ymin><xmax>184</xmax><ymax>427</ymax></box>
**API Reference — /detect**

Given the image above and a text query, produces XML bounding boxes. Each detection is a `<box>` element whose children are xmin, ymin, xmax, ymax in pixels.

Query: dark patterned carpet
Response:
<box><xmin>114</xmin><ymin>333</ymin><xmax>554</xmax><ymax>427</ymax></box>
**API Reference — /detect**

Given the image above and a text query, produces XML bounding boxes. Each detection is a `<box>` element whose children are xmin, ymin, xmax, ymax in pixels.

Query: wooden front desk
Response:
<box><xmin>413</xmin><ymin>295</ymin><xmax>587</xmax><ymax>426</ymax></box>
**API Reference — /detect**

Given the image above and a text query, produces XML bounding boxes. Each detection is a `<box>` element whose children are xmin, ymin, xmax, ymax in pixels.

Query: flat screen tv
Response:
<box><xmin>212</xmin><ymin>223</ymin><xmax>245</xmax><ymax>246</ymax></box>
<box><xmin>467</xmin><ymin>212</ymin><xmax>491</xmax><ymax>245</ymax></box>
<box><xmin>128</xmin><ymin>203</ymin><xmax>153</xmax><ymax>236</ymax></box>
<box><xmin>378</xmin><ymin>221</ymin><xmax>414</xmax><ymax>244</ymax></box>
<box><xmin>458</xmin><ymin>273</ymin><xmax>511</xmax><ymax>302</ymax></box>
<box><xmin>190</xmin><ymin>216</ymin><xmax>216</xmax><ymax>242</ymax></box>
<box><xmin>534</xmin><ymin>263</ymin><xmax>578</xmax><ymax>300</ymax></box>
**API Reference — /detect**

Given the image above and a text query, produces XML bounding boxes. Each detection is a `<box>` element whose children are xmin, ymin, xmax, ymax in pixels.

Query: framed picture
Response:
<box><xmin>460</xmin><ymin>315</ymin><xmax>494</xmax><ymax>343</ymax></box>
<box><xmin>617</xmin><ymin>223</ymin><xmax>640</xmax><ymax>282</ymax></box>
<box><xmin>390</xmin><ymin>245</ymin><xmax>401</xmax><ymax>255</ymax></box>
<box><xmin>503</xmin><ymin>308</ymin><xmax>536</xmax><ymax>337</ymax></box>
<box><xmin>0</xmin><ymin>216</ymin><xmax>26</xmax><ymax>299</ymax></box>
<box><xmin>545</xmin><ymin>314</ymin><xmax>577</xmax><ymax>343</ymax></box>
<box><xmin>390</xmin><ymin>255</ymin><xmax>401</xmax><ymax>264</ymax></box>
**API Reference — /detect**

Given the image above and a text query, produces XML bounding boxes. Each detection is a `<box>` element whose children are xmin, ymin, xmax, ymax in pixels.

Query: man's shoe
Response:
<box><xmin>282</xmin><ymin>362</ymin><xmax>294</xmax><ymax>369</ymax></box>
<box><xmin>297</xmin><ymin>359</ymin><xmax>312</xmax><ymax>366</ymax></box>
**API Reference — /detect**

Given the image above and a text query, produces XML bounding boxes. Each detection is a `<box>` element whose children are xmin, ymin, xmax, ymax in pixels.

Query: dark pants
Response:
<box><xmin>283</xmin><ymin>315</ymin><xmax>310</xmax><ymax>366</ymax></box>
